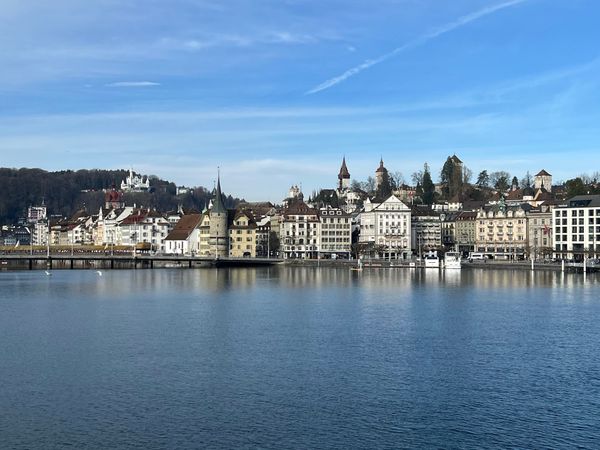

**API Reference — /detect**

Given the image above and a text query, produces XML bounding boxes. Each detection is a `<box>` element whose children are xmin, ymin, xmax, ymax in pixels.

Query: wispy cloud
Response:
<box><xmin>306</xmin><ymin>0</ymin><xmax>530</xmax><ymax>94</ymax></box>
<box><xmin>105</xmin><ymin>81</ymin><xmax>161</xmax><ymax>87</ymax></box>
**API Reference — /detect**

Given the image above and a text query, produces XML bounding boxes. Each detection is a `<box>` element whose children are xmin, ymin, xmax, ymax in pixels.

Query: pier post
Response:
<box><xmin>150</xmin><ymin>259</ymin><xmax>154</xmax><ymax>269</ymax></box>
<box><xmin>188</xmin><ymin>259</ymin><xmax>192</xmax><ymax>269</ymax></box>
<box><xmin>561</xmin><ymin>260</ymin><xmax>565</xmax><ymax>273</ymax></box>
<box><xmin>70</xmin><ymin>259</ymin><xmax>74</xmax><ymax>269</ymax></box>
<box><xmin>29</xmin><ymin>258</ymin><xmax>33</xmax><ymax>270</ymax></box>
<box><xmin>110</xmin><ymin>259</ymin><xmax>114</xmax><ymax>269</ymax></box>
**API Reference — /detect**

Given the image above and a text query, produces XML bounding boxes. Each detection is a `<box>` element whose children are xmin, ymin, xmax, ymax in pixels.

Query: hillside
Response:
<box><xmin>0</xmin><ymin>168</ymin><xmax>241</xmax><ymax>224</ymax></box>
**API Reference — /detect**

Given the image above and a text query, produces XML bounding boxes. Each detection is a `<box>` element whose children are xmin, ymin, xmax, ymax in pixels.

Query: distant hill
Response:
<box><xmin>0</xmin><ymin>168</ymin><xmax>241</xmax><ymax>224</ymax></box>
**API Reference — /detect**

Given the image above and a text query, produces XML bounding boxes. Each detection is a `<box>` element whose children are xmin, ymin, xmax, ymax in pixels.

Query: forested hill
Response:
<box><xmin>0</xmin><ymin>168</ymin><xmax>241</xmax><ymax>224</ymax></box>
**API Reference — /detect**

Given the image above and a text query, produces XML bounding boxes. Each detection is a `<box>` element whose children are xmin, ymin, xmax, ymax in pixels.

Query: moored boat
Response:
<box><xmin>424</xmin><ymin>251</ymin><xmax>440</xmax><ymax>268</ymax></box>
<box><xmin>443</xmin><ymin>251</ymin><xmax>462</xmax><ymax>270</ymax></box>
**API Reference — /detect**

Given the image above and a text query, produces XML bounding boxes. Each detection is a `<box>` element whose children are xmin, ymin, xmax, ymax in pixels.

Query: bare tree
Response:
<box><xmin>463</xmin><ymin>166</ymin><xmax>473</xmax><ymax>185</ymax></box>
<box><xmin>390</xmin><ymin>171</ymin><xmax>405</xmax><ymax>189</ymax></box>
<box><xmin>411</xmin><ymin>170</ymin><xmax>424</xmax><ymax>186</ymax></box>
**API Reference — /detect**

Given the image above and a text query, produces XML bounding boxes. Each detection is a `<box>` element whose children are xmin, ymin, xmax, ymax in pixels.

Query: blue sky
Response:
<box><xmin>1</xmin><ymin>0</ymin><xmax>599</xmax><ymax>200</ymax></box>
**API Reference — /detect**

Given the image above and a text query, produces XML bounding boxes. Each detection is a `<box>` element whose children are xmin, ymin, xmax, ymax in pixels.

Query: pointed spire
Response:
<box><xmin>211</xmin><ymin>169</ymin><xmax>227</xmax><ymax>214</ymax></box>
<box><xmin>338</xmin><ymin>156</ymin><xmax>350</xmax><ymax>179</ymax></box>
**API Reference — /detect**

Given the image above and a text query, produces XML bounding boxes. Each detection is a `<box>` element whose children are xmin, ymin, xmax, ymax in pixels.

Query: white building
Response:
<box><xmin>164</xmin><ymin>214</ymin><xmax>203</xmax><ymax>255</ymax></box>
<box><xmin>31</xmin><ymin>220</ymin><xmax>49</xmax><ymax>246</ymax></box>
<box><xmin>280</xmin><ymin>201</ymin><xmax>320</xmax><ymax>259</ymax></box>
<box><xmin>94</xmin><ymin>206</ymin><xmax>135</xmax><ymax>245</ymax></box>
<box><xmin>120</xmin><ymin>169</ymin><xmax>150</xmax><ymax>192</ymax></box>
<box><xmin>318</xmin><ymin>206</ymin><xmax>352</xmax><ymax>259</ymax></box>
<box><xmin>359</xmin><ymin>194</ymin><xmax>411</xmax><ymax>260</ymax></box>
<box><xmin>118</xmin><ymin>210</ymin><xmax>171</xmax><ymax>252</ymax></box>
<box><xmin>553</xmin><ymin>195</ymin><xmax>600</xmax><ymax>261</ymax></box>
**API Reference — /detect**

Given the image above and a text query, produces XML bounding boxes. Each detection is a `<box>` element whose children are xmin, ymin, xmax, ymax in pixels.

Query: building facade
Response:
<box><xmin>229</xmin><ymin>210</ymin><xmax>257</xmax><ymax>258</ymax></box>
<box><xmin>318</xmin><ymin>206</ymin><xmax>352</xmax><ymax>259</ymax></box>
<box><xmin>527</xmin><ymin>205</ymin><xmax>554</xmax><ymax>260</ymax></box>
<box><xmin>359</xmin><ymin>195</ymin><xmax>411</xmax><ymax>260</ymax></box>
<box><xmin>475</xmin><ymin>203</ymin><xmax>529</xmax><ymax>259</ymax></box>
<box><xmin>280</xmin><ymin>201</ymin><xmax>320</xmax><ymax>259</ymax></box>
<box><xmin>553</xmin><ymin>195</ymin><xmax>600</xmax><ymax>261</ymax></box>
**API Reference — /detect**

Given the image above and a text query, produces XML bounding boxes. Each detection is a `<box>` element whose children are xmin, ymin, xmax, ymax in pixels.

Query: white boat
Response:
<box><xmin>424</xmin><ymin>251</ymin><xmax>440</xmax><ymax>268</ymax></box>
<box><xmin>443</xmin><ymin>251</ymin><xmax>462</xmax><ymax>270</ymax></box>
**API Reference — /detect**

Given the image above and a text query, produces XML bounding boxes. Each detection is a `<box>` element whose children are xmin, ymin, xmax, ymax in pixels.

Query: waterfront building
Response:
<box><xmin>280</xmin><ymin>200</ymin><xmax>320</xmax><ymax>259</ymax></box>
<box><xmin>208</xmin><ymin>176</ymin><xmax>229</xmax><ymax>258</ymax></box>
<box><xmin>440</xmin><ymin>212</ymin><xmax>460</xmax><ymax>251</ymax></box>
<box><xmin>126</xmin><ymin>210</ymin><xmax>171</xmax><ymax>252</ymax></box>
<box><xmin>164</xmin><ymin>214</ymin><xmax>203</xmax><ymax>255</ymax></box>
<box><xmin>229</xmin><ymin>209</ymin><xmax>257</xmax><ymax>258</ymax></box>
<box><xmin>454</xmin><ymin>211</ymin><xmax>477</xmax><ymax>255</ymax></box>
<box><xmin>195</xmin><ymin>176</ymin><xmax>231</xmax><ymax>258</ymax></box>
<box><xmin>255</xmin><ymin>216</ymin><xmax>272</xmax><ymax>257</ymax></box>
<box><xmin>198</xmin><ymin>213</ymin><xmax>211</xmax><ymax>256</ymax></box>
<box><xmin>94</xmin><ymin>206</ymin><xmax>135</xmax><ymax>246</ymax></box>
<box><xmin>359</xmin><ymin>195</ymin><xmax>411</xmax><ymax>260</ymax></box>
<box><xmin>527</xmin><ymin>204</ymin><xmax>554</xmax><ymax>260</ymax></box>
<box><xmin>475</xmin><ymin>202</ymin><xmax>530</xmax><ymax>259</ymax></box>
<box><xmin>553</xmin><ymin>195</ymin><xmax>600</xmax><ymax>261</ymax></box>
<box><xmin>318</xmin><ymin>206</ymin><xmax>352</xmax><ymax>259</ymax></box>
<box><xmin>411</xmin><ymin>206</ymin><xmax>441</xmax><ymax>256</ymax></box>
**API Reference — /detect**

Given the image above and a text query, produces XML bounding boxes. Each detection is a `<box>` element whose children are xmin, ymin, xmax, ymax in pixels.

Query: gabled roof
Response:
<box><xmin>450</xmin><ymin>154</ymin><xmax>463</xmax><ymax>164</ymax></box>
<box><xmin>536</xmin><ymin>169</ymin><xmax>552</xmax><ymax>177</ymax></box>
<box><xmin>165</xmin><ymin>214</ymin><xmax>202</xmax><ymax>241</ymax></box>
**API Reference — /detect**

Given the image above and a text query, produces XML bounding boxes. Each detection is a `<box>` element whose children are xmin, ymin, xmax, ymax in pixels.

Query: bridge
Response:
<box><xmin>0</xmin><ymin>252</ymin><xmax>284</xmax><ymax>270</ymax></box>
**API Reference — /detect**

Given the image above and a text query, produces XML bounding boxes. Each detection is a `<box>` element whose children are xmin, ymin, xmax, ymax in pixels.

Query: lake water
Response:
<box><xmin>1</xmin><ymin>267</ymin><xmax>599</xmax><ymax>449</ymax></box>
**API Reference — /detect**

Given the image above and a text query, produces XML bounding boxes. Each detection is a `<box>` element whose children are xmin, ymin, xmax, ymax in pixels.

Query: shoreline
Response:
<box><xmin>0</xmin><ymin>255</ymin><xmax>592</xmax><ymax>273</ymax></box>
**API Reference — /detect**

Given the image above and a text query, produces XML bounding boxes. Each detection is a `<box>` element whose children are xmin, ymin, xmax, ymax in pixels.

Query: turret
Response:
<box><xmin>338</xmin><ymin>157</ymin><xmax>350</xmax><ymax>191</ymax></box>
<box><xmin>375</xmin><ymin>158</ymin><xmax>388</xmax><ymax>190</ymax></box>
<box><xmin>209</xmin><ymin>173</ymin><xmax>229</xmax><ymax>258</ymax></box>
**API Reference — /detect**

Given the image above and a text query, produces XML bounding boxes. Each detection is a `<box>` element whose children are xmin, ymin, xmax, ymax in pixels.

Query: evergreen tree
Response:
<box><xmin>422</xmin><ymin>164</ymin><xmax>435</xmax><ymax>205</ymax></box>
<box><xmin>476</xmin><ymin>170</ymin><xmax>490</xmax><ymax>188</ymax></box>
<box><xmin>375</xmin><ymin>171</ymin><xmax>393</xmax><ymax>199</ymax></box>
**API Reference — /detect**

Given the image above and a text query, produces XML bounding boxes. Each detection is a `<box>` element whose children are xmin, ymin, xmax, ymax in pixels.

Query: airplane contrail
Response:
<box><xmin>306</xmin><ymin>0</ymin><xmax>530</xmax><ymax>95</ymax></box>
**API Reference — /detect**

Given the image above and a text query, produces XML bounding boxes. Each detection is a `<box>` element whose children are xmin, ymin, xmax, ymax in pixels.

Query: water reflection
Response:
<box><xmin>1</xmin><ymin>267</ymin><xmax>599</xmax><ymax>449</ymax></box>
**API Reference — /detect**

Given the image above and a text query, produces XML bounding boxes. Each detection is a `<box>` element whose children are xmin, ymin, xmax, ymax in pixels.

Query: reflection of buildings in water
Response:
<box><xmin>421</xmin><ymin>268</ymin><xmax>442</xmax><ymax>286</ymax></box>
<box><xmin>442</xmin><ymin>269</ymin><xmax>461</xmax><ymax>286</ymax></box>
